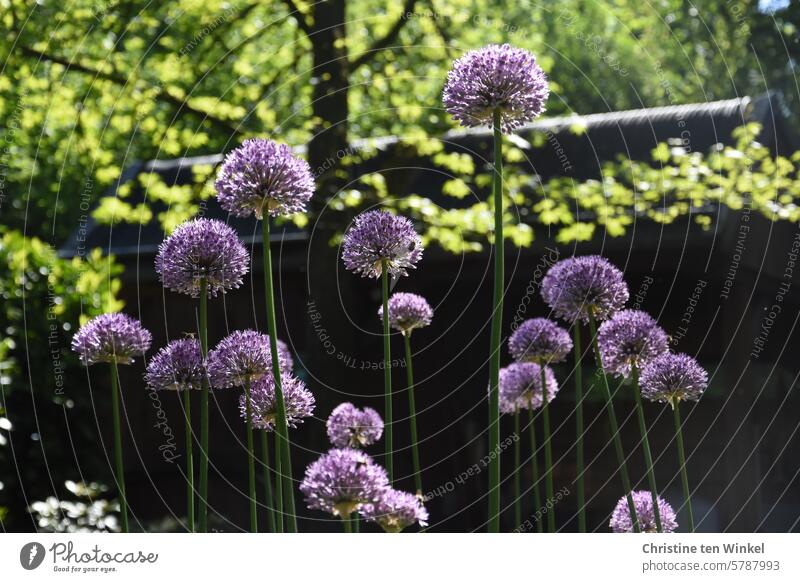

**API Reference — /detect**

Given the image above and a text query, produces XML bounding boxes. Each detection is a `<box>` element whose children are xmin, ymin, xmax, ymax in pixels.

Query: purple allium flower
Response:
<box><xmin>215</xmin><ymin>138</ymin><xmax>314</xmax><ymax>219</ymax></box>
<box><xmin>341</xmin><ymin>210</ymin><xmax>423</xmax><ymax>279</ymax></box>
<box><xmin>300</xmin><ymin>448</ymin><xmax>390</xmax><ymax>517</ymax></box>
<box><xmin>498</xmin><ymin>362</ymin><xmax>558</xmax><ymax>414</ymax></box>
<box><xmin>508</xmin><ymin>318</ymin><xmax>572</xmax><ymax>364</ymax></box>
<box><xmin>360</xmin><ymin>489</ymin><xmax>429</xmax><ymax>532</ymax></box>
<box><xmin>597</xmin><ymin>310</ymin><xmax>669</xmax><ymax>377</ymax></box>
<box><xmin>326</xmin><ymin>403</ymin><xmax>384</xmax><ymax>448</ymax></box>
<box><xmin>377</xmin><ymin>292</ymin><xmax>433</xmax><ymax>336</ymax></box>
<box><xmin>640</xmin><ymin>353</ymin><xmax>708</xmax><ymax>405</ymax></box>
<box><xmin>155</xmin><ymin>218</ymin><xmax>249</xmax><ymax>298</ymax></box>
<box><xmin>71</xmin><ymin>313</ymin><xmax>152</xmax><ymax>365</ymax></box>
<box><xmin>145</xmin><ymin>339</ymin><xmax>204</xmax><ymax>391</ymax></box>
<box><xmin>541</xmin><ymin>255</ymin><xmax>629</xmax><ymax>324</ymax></box>
<box><xmin>610</xmin><ymin>491</ymin><xmax>678</xmax><ymax>533</ymax></box>
<box><xmin>207</xmin><ymin>330</ymin><xmax>292</xmax><ymax>389</ymax></box>
<box><xmin>443</xmin><ymin>44</ymin><xmax>549</xmax><ymax>133</ymax></box>
<box><xmin>239</xmin><ymin>373</ymin><xmax>315</xmax><ymax>431</ymax></box>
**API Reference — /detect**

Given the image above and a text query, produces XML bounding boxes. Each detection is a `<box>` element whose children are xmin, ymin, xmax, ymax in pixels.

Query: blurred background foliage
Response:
<box><xmin>0</xmin><ymin>0</ymin><xmax>798</xmax><ymax>529</ymax></box>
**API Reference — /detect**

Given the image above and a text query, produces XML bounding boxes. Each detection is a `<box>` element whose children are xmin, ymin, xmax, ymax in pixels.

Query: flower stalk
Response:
<box><xmin>573</xmin><ymin>324</ymin><xmax>586</xmax><ymax>532</ymax></box>
<box><xmin>245</xmin><ymin>377</ymin><xmax>257</xmax><ymax>532</ymax></box>
<box><xmin>587</xmin><ymin>309</ymin><xmax>640</xmax><ymax>533</ymax></box>
<box><xmin>183</xmin><ymin>389</ymin><xmax>194</xmax><ymax>532</ymax></box>
<box><xmin>109</xmin><ymin>362</ymin><xmax>129</xmax><ymax>532</ymax></box>
<box><xmin>514</xmin><ymin>409</ymin><xmax>521</xmax><ymax>528</ymax></box>
<box><xmin>261</xmin><ymin>431</ymin><xmax>276</xmax><ymax>533</ymax></box>
<box><xmin>198</xmin><ymin>277</ymin><xmax>210</xmax><ymax>533</ymax></box>
<box><xmin>262</xmin><ymin>218</ymin><xmax>297</xmax><ymax>532</ymax></box>
<box><xmin>673</xmin><ymin>400</ymin><xmax>695</xmax><ymax>532</ymax></box>
<box><xmin>381</xmin><ymin>259</ymin><xmax>394</xmax><ymax>484</ymax></box>
<box><xmin>540</xmin><ymin>365</ymin><xmax>555</xmax><ymax>533</ymax></box>
<box><xmin>632</xmin><ymin>366</ymin><xmax>662</xmax><ymax>532</ymax></box>
<box><xmin>487</xmin><ymin>107</ymin><xmax>504</xmax><ymax>533</ymax></box>
<box><xmin>527</xmin><ymin>407</ymin><xmax>543</xmax><ymax>533</ymax></box>
<box><xmin>403</xmin><ymin>334</ymin><xmax>422</xmax><ymax>495</ymax></box>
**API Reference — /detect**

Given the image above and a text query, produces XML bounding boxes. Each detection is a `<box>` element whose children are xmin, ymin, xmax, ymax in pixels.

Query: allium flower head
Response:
<box><xmin>377</xmin><ymin>292</ymin><xmax>433</xmax><ymax>336</ymax></box>
<box><xmin>509</xmin><ymin>318</ymin><xmax>572</xmax><ymax>364</ymax></box>
<box><xmin>598</xmin><ymin>310</ymin><xmax>669</xmax><ymax>377</ymax></box>
<box><xmin>541</xmin><ymin>255</ymin><xmax>629</xmax><ymax>323</ymax></box>
<box><xmin>71</xmin><ymin>313</ymin><xmax>152</xmax><ymax>365</ymax></box>
<box><xmin>342</xmin><ymin>210</ymin><xmax>423</xmax><ymax>279</ymax></box>
<box><xmin>326</xmin><ymin>403</ymin><xmax>384</xmax><ymax>448</ymax></box>
<box><xmin>145</xmin><ymin>339</ymin><xmax>204</xmax><ymax>391</ymax></box>
<box><xmin>443</xmin><ymin>43</ymin><xmax>549</xmax><ymax>133</ymax></box>
<box><xmin>640</xmin><ymin>353</ymin><xmax>708</xmax><ymax>406</ymax></box>
<box><xmin>498</xmin><ymin>362</ymin><xmax>558</xmax><ymax>414</ymax></box>
<box><xmin>155</xmin><ymin>218</ymin><xmax>249</xmax><ymax>298</ymax></box>
<box><xmin>208</xmin><ymin>330</ymin><xmax>292</xmax><ymax>389</ymax></box>
<box><xmin>300</xmin><ymin>448</ymin><xmax>390</xmax><ymax>517</ymax></box>
<box><xmin>361</xmin><ymin>489</ymin><xmax>428</xmax><ymax>532</ymax></box>
<box><xmin>240</xmin><ymin>373</ymin><xmax>315</xmax><ymax>431</ymax></box>
<box><xmin>215</xmin><ymin>138</ymin><xmax>314</xmax><ymax>219</ymax></box>
<box><xmin>610</xmin><ymin>491</ymin><xmax>678</xmax><ymax>533</ymax></box>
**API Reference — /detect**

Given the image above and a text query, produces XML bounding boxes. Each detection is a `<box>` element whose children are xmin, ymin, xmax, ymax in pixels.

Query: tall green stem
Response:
<box><xmin>342</xmin><ymin>515</ymin><xmax>352</xmax><ymax>533</ymax></box>
<box><xmin>260</xmin><ymin>431</ymin><xmax>276</xmax><ymax>533</ymax></box>
<box><xmin>540</xmin><ymin>365</ymin><xmax>555</xmax><ymax>533</ymax></box>
<box><xmin>245</xmin><ymin>378</ymin><xmax>257</xmax><ymax>532</ymax></box>
<box><xmin>109</xmin><ymin>362</ymin><xmax>128</xmax><ymax>532</ymax></box>
<box><xmin>198</xmin><ymin>277</ymin><xmax>210</xmax><ymax>532</ymax></box>
<box><xmin>573</xmin><ymin>324</ymin><xmax>586</xmax><ymax>532</ymax></box>
<box><xmin>527</xmin><ymin>407</ymin><xmax>543</xmax><ymax>533</ymax></box>
<box><xmin>514</xmin><ymin>410</ymin><xmax>521</xmax><ymax>528</ymax></box>
<box><xmin>352</xmin><ymin>513</ymin><xmax>360</xmax><ymax>533</ymax></box>
<box><xmin>587</xmin><ymin>310</ymin><xmax>640</xmax><ymax>532</ymax></box>
<box><xmin>673</xmin><ymin>402</ymin><xmax>695</xmax><ymax>532</ymax></box>
<box><xmin>262</xmin><ymin>218</ymin><xmax>297</xmax><ymax>532</ymax></box>
<box><xmin>403</xmin><ymin>334</ymin><xmax>422</xmax><ymax>494</ymax></box>
<box><xmin>487</xmin><ymin>107</ymin><xmax>504</xmax><ymax>533</ymax></box>
<box><xmin>183</xmin><ymin>389</ymin><xmax>194</xmax><ymax>532</ymax></box>
<box><xmin>632</xmin><ymin>366</ymin><xmax>662</xmax><ymax>532</ymax></box>
<box><xmin>274</xmin><ymin>435</ymin><xmax>283</xmax><ymax>533</ymax></box>
<box><xmin>381</xmin><ymin>260</ymin><xmax>393</xmax><ymax>484</ymax></box>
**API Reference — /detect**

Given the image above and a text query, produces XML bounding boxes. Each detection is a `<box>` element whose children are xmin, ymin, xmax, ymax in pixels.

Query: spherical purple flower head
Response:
<box><xmin>443</xmin><ymin>44</ymin><xmax>549</xmax><ymax>133</ymax></box>
<box><xmin>215</xmin><ymin>138</ymin><xmax>314</xmax><ymax>219</ymax></box>
<box><xmin>377</xmin><ymin>292</ymin><xmax>433</xmax><ymax>336</ymax></box>
<box><xmin>610</xmin><ymin>490</ymin><xmax>678</xmax><ymax>533</ymax></box>
<box><xmin>541</xmin><ymin>256</ymin><xmax>630</xmax><ymax>324</ymax></box>
<box><xmin>360</xmin><ymin>488</ymin><xmax>429</xmax><ymax>533</ymax></box>
<box><xmin>326</xmin><ymin>402</ymin><xmax>384</xmax><ymax>448</ymax></box>
<box><xmin>300</xmin><ymin>448</ymin><xmax>390</xmax><ymax>517</ymax></box>
<box><xmin>145</xmin><ymin>339</ymin><xmax>204</xmax><ymax>391</ymax></box>
<box><xmin>239</xmin><ymin>372</ymin><xmax>315</xmax><ymax>431</ymax></box>
<box><xmin>509</xmin><ymin>318</ymin><xmax>572</xmax><ymax>365</ymax></box>
<box><xmin>598</xmin><ymin>310</ymin><xmax>669</xmax><ymax>378</ymax></box>
<box><xmin>155</xmin><ymin>218</ymin><xmax>249</xmax><ymax>298</ymax></box>
<box><xmin>342</xmin><ymin>210</ymin><xmax>423</xmax><ymax>279</ymax></box>
<box><xmin>498</xmin><ymin>362</ymin><xmax>558</xmax><ymax>414</ymax></box>
<box><xmin>640</xmin><ymin>353</ymin><xmax>708</xmax><ymax>406</ymax></box>
<box><xmin>71</xmin><ymin>313</ymin><xmax>152</xmax><ymax>365</ymax></box>
<box><xmin>207</xmin><ymin>330</ymin><xmax>292</xmax><ymax>389</ymax></box>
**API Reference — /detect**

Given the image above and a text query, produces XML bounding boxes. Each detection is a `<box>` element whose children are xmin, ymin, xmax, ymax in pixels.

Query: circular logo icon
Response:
<box><xmin>20</xmin><ymin>542</ymin><xmax>46</xmax><ymax>570</ymax></box>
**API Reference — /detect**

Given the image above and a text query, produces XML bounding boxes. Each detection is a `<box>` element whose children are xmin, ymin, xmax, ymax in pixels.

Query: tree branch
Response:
<box><xmin>282</xmin><ymin>0</ymin><xmax>312</xmax><ymax>36</ymax></box>
<box><xmin>18</xmin><ymin>45</ymin><xmax>244</xmax><ymax>136</ymax></box>
<box><xmin>350</xmin><ymin>0</ymin><xmax>418</xmax><ymax>70</ymax></box>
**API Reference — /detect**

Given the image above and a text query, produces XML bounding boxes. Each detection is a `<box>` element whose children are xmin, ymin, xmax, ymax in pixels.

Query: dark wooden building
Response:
<box><xmin>63</xmin><ymin>94</ymin><xmax>800</xmax><ymax>532</ymax></box>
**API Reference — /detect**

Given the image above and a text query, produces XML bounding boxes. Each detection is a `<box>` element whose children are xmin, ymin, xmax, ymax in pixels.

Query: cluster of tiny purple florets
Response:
<box><xmin>541</xmin><ymin>255</ymin><xmax>629</xmax><ymax>323</ymax></box>
<box><xmin>208</xmin><ymin>330</ymin><xmax>292</xmax><ymax>389</ymax></box>
<box><xmin>360</xmin><ymin>489</ymin><xmax>429</xmax><ymax>532</ymax></box>
<box><xmin>155</xmin><ymin>218</ymin><xmax>249</xmax><ymax>298</ymax></box>
<box><xmin>240</xmin><ymin>373</ymin><xmax>315</xmax><ymax>431</ymax></box>
<box><xmin>443</xmin><ymin>44</ymin><xmax>549</xmax><ymax>133</ymax></box>
<box><xmin>299</xmin><ymin>448</ymin><xmax>390</xmax><ymax>517</ymax></box>
<box><xmin>597</xmin><ymin>310</ymin><xmax>669</xmax><ymax>377</ymax></box>
<box><xmin>342</xmin><ymin>210</ymin><xmax>423</xmax><ymax>279</ymax></box>
<box><xmin>71</xmin><ymin>313</ymin><xmax>152</xmax><ymax>365</ymax></box>
<box><xmin>378</xmin><ymin>292</ymin><xmax>433</xmax><ymax>335</ymax></box>
<box><xmin>327</xmin><ymin>403</ymin><xmax>384</xmax><ymax>449</ymax></box>
<box><xmin>215</xmin><ymin>138</ymin><xmax>315</xmax><ymax>219</ymax></box>
<box><xmin>498</xmin><ymin>362</ymin><xmax>558</xmax><ymax>414</ymax></box>
<box><xmin>509</xmin><ymin>318</ymin><xmax>572</xmax><ymax>364</ymax></box>
<box><xmin>610</xmin><ymin>491</ymin><xmax>678</xmax><ymax>533</ymax></box>
<box><xmin>144</xmin><ymin>338</ymin><xmax>204</xmax><ymax>391</ymax></box>
<box><xmin>640</xmin><ymin>353</ymin><xmax>708</xmax><ymax>405</ymax></box>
